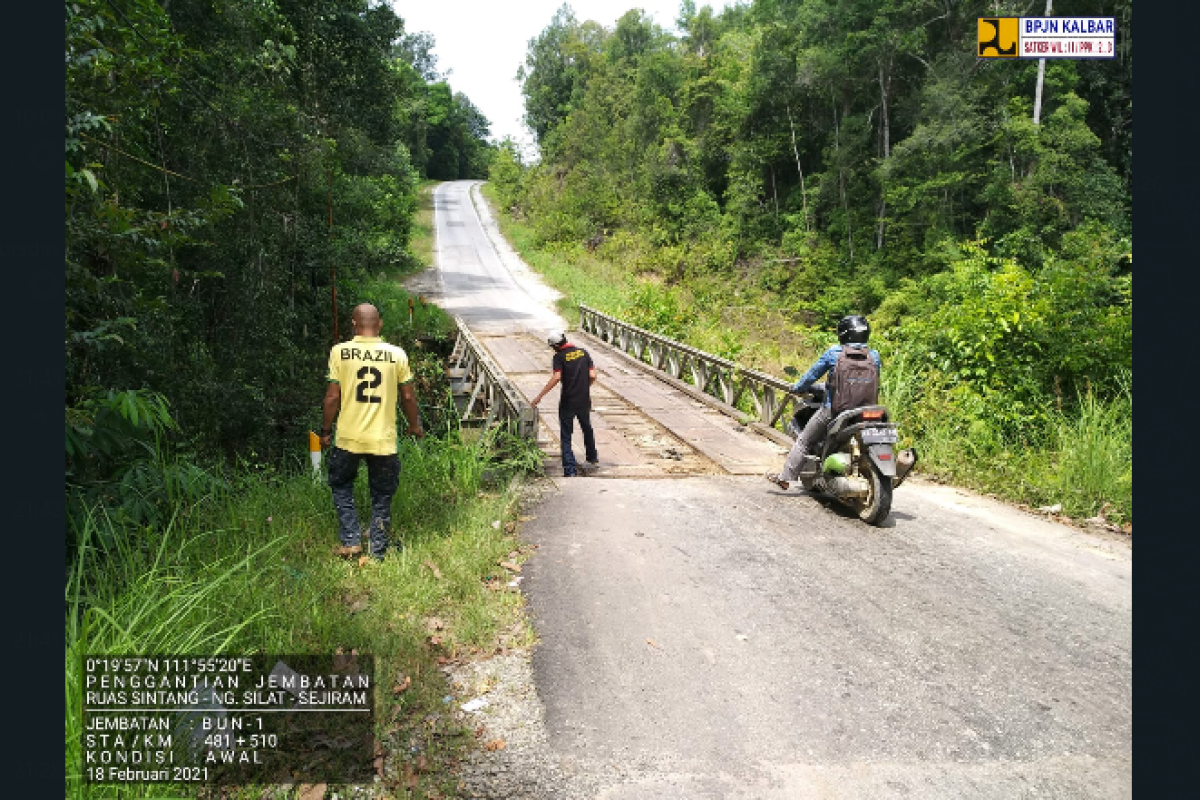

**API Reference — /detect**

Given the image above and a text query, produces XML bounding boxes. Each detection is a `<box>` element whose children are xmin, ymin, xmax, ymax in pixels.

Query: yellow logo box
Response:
<box><xmin>978</xmin><ymin>17</ymin><xmax>1019</xmax><ymax>58</ymax></box>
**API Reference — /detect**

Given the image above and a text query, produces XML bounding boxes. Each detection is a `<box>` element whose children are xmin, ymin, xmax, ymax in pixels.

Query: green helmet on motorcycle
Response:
<box><xmin>837</xmin><ymin>315</ymin><xmax>870</xmax><ymax>344</ymax></box>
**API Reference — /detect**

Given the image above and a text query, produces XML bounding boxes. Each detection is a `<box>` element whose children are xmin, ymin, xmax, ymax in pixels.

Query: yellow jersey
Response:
<box><xmin>327</xmin><ymin>336</ymin><xmax>414</xmax><ymax>455</ymax></box>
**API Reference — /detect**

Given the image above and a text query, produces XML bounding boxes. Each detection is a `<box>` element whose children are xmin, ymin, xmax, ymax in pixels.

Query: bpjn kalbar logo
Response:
<box><xmin>978</xmin><ymin>17</ymin><xmax>1116</xmax><ymax>59</ymax></box>
<box><xmin>978</xmin><ymin>18</ymin><xmax>1019</xmax><ymax>58</ymax></box>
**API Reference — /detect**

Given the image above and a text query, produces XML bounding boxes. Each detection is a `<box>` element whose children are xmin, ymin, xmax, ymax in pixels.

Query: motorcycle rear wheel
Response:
<box><xmin>854</xmin><ymin>464</ymin><xmax>893</xmax><ymax>525</ymax></box>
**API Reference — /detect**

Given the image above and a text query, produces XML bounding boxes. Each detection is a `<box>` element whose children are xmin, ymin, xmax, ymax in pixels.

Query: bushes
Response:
<box><xmin>66</xmin><ymin>390</ymin><xmax>231</xmax><ymax>545</ymax></box>
<box><xmin>868</xmin><ymin>235</ymin><xmax>1132</xmax><ymax>520</ymax></box>
<box><xmin>627</xmin><ymin>281</ymin><xmax>688</xmax><ymax>339</ymax></box>
<box><xmin>878</xmin><ymin>234</ymin><xmax>1130</xmax><ymax>409</ymax></box>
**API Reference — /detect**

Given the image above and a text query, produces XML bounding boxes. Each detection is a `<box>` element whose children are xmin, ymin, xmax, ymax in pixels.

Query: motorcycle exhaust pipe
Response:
<box><xmin>818</xmin><ymin>476</ymin><xmax>871</xmax><ymax>499</ymax></box>
<box><xmin>894</xmin><ymin>448</ymin><xmax>919</xmax><ymax>488</ymax></box>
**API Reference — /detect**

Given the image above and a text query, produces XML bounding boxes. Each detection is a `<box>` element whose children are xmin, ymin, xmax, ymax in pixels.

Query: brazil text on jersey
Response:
<box><xmin>338</xmin><ymin>347</ymin><xmax>398</xmax><ymax>363</ymax></box>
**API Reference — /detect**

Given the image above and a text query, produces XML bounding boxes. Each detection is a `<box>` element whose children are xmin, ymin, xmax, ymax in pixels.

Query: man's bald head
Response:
<box><xmin>351</xmin><ymin>303</ymin><xmax>382</xmax><ymax>336</ymax></box>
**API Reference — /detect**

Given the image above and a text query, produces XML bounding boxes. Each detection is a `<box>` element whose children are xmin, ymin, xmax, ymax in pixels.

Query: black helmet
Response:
<box><xmin>837</xmin><ymin>315</ymin><xmax>870</xmax><ymax>344</ymax></box>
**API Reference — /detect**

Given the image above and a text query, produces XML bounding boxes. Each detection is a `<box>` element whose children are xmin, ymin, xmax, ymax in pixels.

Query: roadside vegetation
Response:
<box><xmin>67</xmin><ymin>260</ymin><xmax>544</xmax><ymax>800</ymax></box>
<box><xmin>67</xmin><ymin>415</ymin><xmax>541</xmax><ymax>800</ymax></box>
<box><xmin>410</xmin><ymin>180</ymin><xmax>439</xmax><ymax>270</ymax></box>
<box><xmin>488</xmin><ymin>0</ymin><xmax>1132</xmax><ymax>525</ymax></box>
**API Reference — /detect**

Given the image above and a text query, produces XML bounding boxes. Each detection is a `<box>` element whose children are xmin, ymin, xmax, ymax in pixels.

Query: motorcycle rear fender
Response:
<box><xmin>866</xmin><ymin>444</ymin><xmax>897</xmax><ymax>477</ymax></box>
<box><xmin>828</xmin><ymin>420</ymin><xmax>897</xmax><ymax>453</ymax></box>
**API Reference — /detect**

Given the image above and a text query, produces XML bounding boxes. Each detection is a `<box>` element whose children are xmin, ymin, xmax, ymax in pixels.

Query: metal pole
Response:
<box><xmin>1032</xmin><ymin>0</ymin><xmax>1054</xmax><ymax>125</ymax></box>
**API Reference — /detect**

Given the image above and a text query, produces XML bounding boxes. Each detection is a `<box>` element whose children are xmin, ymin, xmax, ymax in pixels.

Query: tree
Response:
<box><xmin>517</xmin><ymin>4</ymin><xmax>605</xmax><ymax>143</ymax></box>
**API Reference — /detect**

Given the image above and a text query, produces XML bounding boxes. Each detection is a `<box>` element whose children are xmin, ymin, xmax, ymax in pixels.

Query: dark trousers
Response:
<box><xmin>559</xmin><ymin>405</ymin><xmax>598</xmax><ymax>476</ymax></box>
<box><xmin>327</xmin><ymin>447</ymin><xmax>400</xmax><ymax>558</ymax></box>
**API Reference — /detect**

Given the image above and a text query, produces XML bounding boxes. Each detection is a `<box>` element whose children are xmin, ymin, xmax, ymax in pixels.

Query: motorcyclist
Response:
<box><xmin>765</xmin><ymin>315</ymin><xmax>881</xmax><ymax>490</ymax></box>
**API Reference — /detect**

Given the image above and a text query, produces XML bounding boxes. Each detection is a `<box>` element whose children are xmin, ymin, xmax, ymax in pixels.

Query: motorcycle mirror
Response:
<box><xmin>782</xmin><ymin>366</ymin><xmax>799</xmax><ymax>377</ymax></box>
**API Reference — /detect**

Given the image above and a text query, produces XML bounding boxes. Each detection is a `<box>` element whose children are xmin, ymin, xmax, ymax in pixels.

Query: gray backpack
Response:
<box><xmin>828</xmin><ymin>345</ymin><xmax>879</xmax><ymax>416</ymax></box>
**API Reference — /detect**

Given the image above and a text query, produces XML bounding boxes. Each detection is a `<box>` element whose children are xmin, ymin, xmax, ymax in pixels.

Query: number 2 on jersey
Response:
<box><xmin>355</xmin><ymin>366</ymin><xmax>382</xmax><ymax>403</ymax></box>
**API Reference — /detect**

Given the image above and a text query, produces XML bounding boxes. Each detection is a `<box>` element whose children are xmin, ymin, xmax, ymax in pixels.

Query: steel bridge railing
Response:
<box><xmin>447</xmin><ymin>317</ymin><xmax>539</xmax><ymax>440</ymax></box>
<box><xmin>578</xmin><ymin>303</ymin><xmax>801</xmax><ymax>433</ymax></box>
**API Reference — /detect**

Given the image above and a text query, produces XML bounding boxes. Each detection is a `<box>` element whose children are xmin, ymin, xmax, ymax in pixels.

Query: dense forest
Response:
<box><xmin>490</xmin><ymin>0</ymin><xmax>1132</xmax><ymax>520</ymax></box>
<box><xmin>66</xmin><ymin>0</ymin><xmax>491</xmax><ymax>528</ymax></box>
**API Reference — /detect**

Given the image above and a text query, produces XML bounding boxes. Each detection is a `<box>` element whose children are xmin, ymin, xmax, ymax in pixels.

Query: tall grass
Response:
<box><xmin>409</xmin><ymin>180</ymin><xmax>438</xmax><ymax>269</ymax></box>
<box><xmin>66</xmin><ymin>509</ymin><xmax>285</xmax><ymax>798</ymax></box>
<box><xmin>1054</xmin><ymin>377</ymin><xmax>1132</xmax><ymax>520</ymax></box>
<box><xmin>67</xmin><ymin>427</ymin><xmax>539</xmax><ymax>799</ymax></box>
<box><xmin>889</xmin><ymin>376</ymin><xmax>1133</xmax><ymax>523</ymax></box>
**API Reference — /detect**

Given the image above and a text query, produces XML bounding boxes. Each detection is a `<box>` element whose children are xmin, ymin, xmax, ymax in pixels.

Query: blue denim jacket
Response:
<box><xmin>791</xmin><ymin>344</ymin><xmax>882</xmax><ymax>408</ymax></box>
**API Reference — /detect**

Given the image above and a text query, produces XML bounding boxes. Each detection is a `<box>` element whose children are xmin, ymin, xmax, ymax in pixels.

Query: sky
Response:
<box><xmin>389</xmin><ymin>1</ymin><xmax>737</xmax><ymax>159</ymax></box>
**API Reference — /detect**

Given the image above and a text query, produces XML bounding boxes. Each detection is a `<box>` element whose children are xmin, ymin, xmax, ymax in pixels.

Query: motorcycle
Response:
<box><xmin>782</xmin><ymin>379</ymin><xmax>918</xmax><ymax>526</ymax></box>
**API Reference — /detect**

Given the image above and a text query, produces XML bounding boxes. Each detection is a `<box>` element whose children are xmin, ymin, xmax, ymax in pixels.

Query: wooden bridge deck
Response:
<box><xmin>479</xmin><ymin>333</ymin><xmax>788</xmax><ymax>478</ymax></box>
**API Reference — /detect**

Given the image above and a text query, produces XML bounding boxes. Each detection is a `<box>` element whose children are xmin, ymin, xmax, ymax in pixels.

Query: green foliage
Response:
<box><xmin>878</xmin><ymin>234</ymin><xmax>1130</xmax><ymax>388</ymax></box>
<box><xmin>1055</xmin><ymin>379</ymin><xmax>1132</xmax><ymax>521</ymax></box>
<box><xmin>517</xmin><ymin>4</ymin><xmax>606</xmax><ymax>142</ymax></box>
<box><xmin>505</xmin><ymin>0</ymin><xmax>1130</xmax><ymax>290</ymax></box>
<box><xmin>66</xmin><ymin>389</ymin><xmax>231</xmax><ymax>539</ymax></box>
<box><xmin>488</xmin><ymin>138</ymin><xmax>531</xmax><ymax>212</ymax></box>
<box><xmin>627</xmin><ymin>281</ymin><xmax>688</xmax><ymax>339</ymax></box>
<box><xmin>65</xmin><ymin>0</ymin><xmax>492</xmax><ymax>509</ymax></box>
<box><xmin>982</xmin><ymin>93</ymin><xmax>1129</xmax><ymax>266</ymax></box>
<box><xmin>421</xmin><ymin>83</ymin><xmax>495</xmax><ymax>180</ymax></box>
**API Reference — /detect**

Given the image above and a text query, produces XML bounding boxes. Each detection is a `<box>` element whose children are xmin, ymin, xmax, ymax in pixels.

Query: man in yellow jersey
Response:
<box><xmin>319</xmin><ymin>304</ymin><xmax>424</xmax><ymax>561</ymax></box>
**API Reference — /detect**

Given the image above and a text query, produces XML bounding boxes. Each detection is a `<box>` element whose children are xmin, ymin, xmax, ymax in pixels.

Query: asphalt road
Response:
<box><xmin>417</xmin><ymin>180</ymin><xmax>566</xmax><ymax>336</ymax></box>
<box><xmin>421</xmin><ymin>180</ymin><xmax>1132</xmax><ymax>798</ymax></box>
<box><xmin>523</xmin><ymin>479</ymin><xmax>1130</xmax><ymax>798</ymax></box>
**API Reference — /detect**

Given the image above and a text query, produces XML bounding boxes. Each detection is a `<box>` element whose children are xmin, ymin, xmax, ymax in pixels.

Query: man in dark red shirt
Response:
<box><xmin>530</xmin><ymin>330</ymin><xmax>599</xmax><ymax>477</ymax></box>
